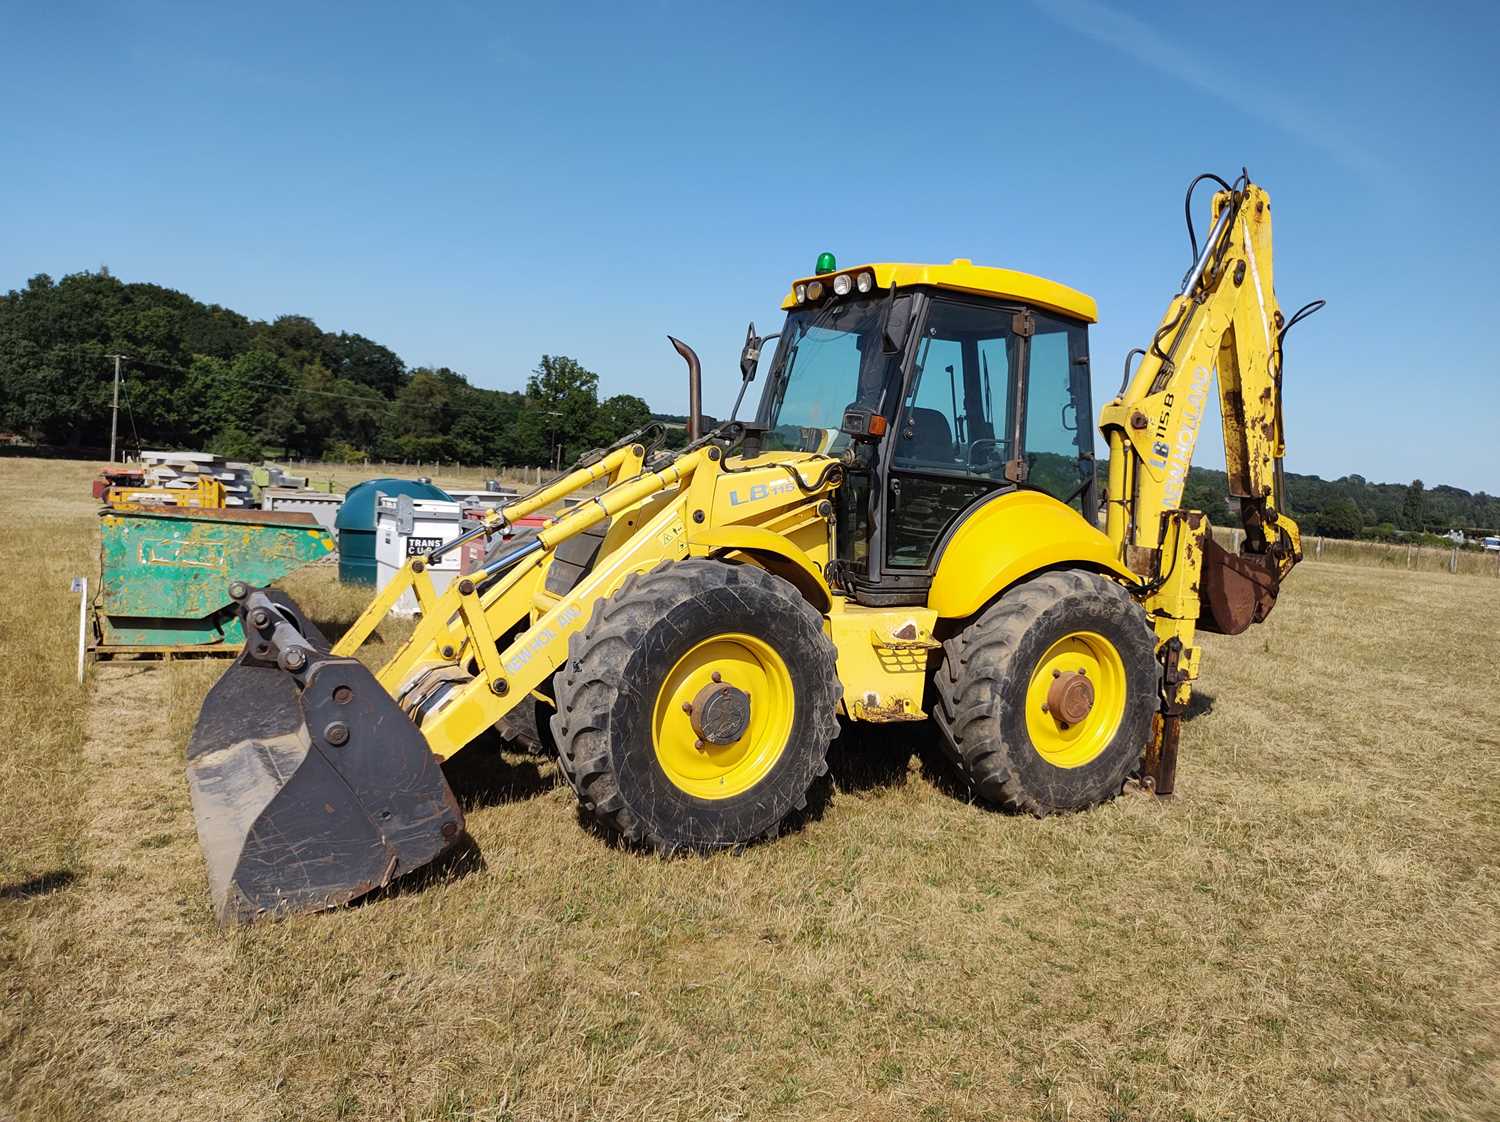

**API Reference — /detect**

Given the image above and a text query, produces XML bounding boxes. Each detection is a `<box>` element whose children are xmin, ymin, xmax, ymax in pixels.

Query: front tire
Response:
<box><xmin>552</xmin><ymin>560</ymin><xmax>841</xmax><ymax>850</ymax></box>
<box><xmin>933</xmin><ymin>569</ymin><xmax>1157</xmax><ymax>814</ymax></box>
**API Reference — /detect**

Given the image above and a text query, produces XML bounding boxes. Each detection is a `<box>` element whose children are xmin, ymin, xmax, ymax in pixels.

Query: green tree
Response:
<box><xmin>377</xmin><ymin>368</ymin><xmax>460</xmax><ymax>461</ymax></box>
<box><xmin>1317</xmin><ymin>498</ymin><xmax>1364</xmax><ymax>539</ymax></box>
<box><xmin>515</xmin><ymin>355</ymin><xmax>600</xmax><ymax>467</ymax></box>
<box><xmin>1180</xmin><ymin>472</ymin><xmax>1233</xmax><ymax>525</ymax></box>
<box><xmin>1401</xmin><ymin>479</ymin><xmax>1426</xmax><ymax>531</ymax></box>
<box><xmin>323</xmin><ymin>332</ymin><xmax>407</xmax><ymax>397</ymax></box>
<box><xmin>281</xmin><ymin>361</ymin><xmax>389</xmax><ymax>458</ymax></box>
<box><xmin>592</xmin><ymin>393</ymin><xmax>652</xmax><ymax>447</ymax></box>
<box><xmin>450</xmin><ymin>387</ymin><xmax>523</xmax><ymax>466</ymax></box>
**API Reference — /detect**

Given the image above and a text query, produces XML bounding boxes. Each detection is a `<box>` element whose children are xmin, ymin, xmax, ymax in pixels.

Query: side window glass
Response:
<box><xmin>1024</xmin><ymin>321</ymin><xmax>1092</xmax><ymax>509</ymax></box>
<box><xmin>893</xmin><ymin>301</ymin><xmax>1014</xmax><ymax>481</ymax></box>
<box><xmin>974</xmin><ymin>337</ymin><xmax>1012</xmax><ymax>471</ymax></box>
<box><xmin>898</xmin><ymin>335</ymin><xmax>964</xmax><ymax>468</ymax></box>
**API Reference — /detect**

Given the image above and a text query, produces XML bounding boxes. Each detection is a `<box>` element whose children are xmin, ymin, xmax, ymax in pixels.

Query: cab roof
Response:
<box><xmin>781</xmin><ymin>259</ymin><xmax>1098</xmax><ymax>324</ymax></box>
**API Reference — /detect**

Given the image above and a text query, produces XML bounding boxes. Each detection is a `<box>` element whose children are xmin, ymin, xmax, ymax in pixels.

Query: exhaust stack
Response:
<box><xmin>668</xmin><ymin>335</ymin><xmax>702</xmax><ymax>440</ymax></box>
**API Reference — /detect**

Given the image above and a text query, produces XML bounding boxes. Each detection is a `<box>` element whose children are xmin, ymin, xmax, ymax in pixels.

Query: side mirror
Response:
<box><xmin>881</xmin><ymin>286</ymin><xmax>911</xmax><ymax>355</ymax></box>
<box><xmin>740</xmin><ymin>322</ymin><xmax>762</xmax><ymax>382</ymax></box>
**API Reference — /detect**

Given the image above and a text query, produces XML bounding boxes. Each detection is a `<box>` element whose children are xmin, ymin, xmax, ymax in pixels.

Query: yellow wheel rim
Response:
<box><xmin>1023</xmin><ymin>630</ymin><xmax>1128</xmax><ymax>769</ymax></box>
<box><xmin>651</xmin><ymin>632</ymin><xmax>795</xmax><ymax>800</ymax></box>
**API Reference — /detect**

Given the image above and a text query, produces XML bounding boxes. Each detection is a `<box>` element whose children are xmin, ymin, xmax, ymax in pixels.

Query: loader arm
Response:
<box><xmin>185</xmin><ymin>433</ymin><xmax>851</xmax><ymax>921</ymax></box>
<box><xmin>1096</xmin><ymin>174</ymin><xmax>1314</xmax><ymax>792</ymax></box>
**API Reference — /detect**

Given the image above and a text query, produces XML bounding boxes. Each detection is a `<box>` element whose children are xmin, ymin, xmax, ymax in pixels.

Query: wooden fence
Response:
<box><xmin>1214</xmin><ymin>528</ymin><xmax>1500</xmax><ymax>579</ymax></box>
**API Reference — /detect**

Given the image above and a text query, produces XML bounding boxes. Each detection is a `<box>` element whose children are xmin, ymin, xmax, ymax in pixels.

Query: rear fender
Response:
<box><xmin>928</xmin><ymin>490</ymin><xmax>1137</xmax><ymax>620</ymax></box>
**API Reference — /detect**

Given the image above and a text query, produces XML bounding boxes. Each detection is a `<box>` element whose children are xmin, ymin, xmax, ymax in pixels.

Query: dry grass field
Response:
<box><xmin>2</xmin><ymin>456</ymin><xmax>1497</xmax><ymax>1121</ymax></box>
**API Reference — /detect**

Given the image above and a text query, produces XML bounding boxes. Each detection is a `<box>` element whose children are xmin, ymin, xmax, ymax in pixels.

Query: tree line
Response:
<box><xmin>2</xmin><ymin>270</ymin><xmax>1494</xmax><ymax>537</ymax></box>
<box><xmin>1177</xmin><ymin>467</ymin><xmax>1498</xmax><ymax>541</ymax></box>
<box><xmin>0</xmin><ymin>270</ymin><xmax>653</xmax><ymax>466</ymax></box>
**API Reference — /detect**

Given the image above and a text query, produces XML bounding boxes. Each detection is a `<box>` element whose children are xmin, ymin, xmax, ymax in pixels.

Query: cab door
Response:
<box><xmin>1019</xmin><ymin>312</ymin><xmax>1098</xmax><ymax>517</ymax></box>
<box><xmin>880</xmin><ymin>294</ymin><xmax>1022</xmax><ymax>588</ymax></box>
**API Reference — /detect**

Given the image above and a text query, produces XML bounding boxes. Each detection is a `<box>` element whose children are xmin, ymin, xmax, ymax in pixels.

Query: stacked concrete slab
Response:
<box><xmin>137</xmin><ymin>451</ymin><xmax>255</xmax><ymax>506</ymax></box>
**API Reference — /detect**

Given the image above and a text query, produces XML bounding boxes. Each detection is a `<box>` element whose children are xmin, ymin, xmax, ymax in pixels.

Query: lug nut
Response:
<box><xmin>682</xmin><ymin>701</ymin><xmax>693</xmax><ymax>714</ymax></box>
<box><xmin>324</xmin><ymin>721</ymin><xmax>350</xmax><ymax>747</ymax></box>
<box><xmin>711</xmin><ymin>671</ymin><xmax>722</xmax><ymax>684</ymax></box>
<box><xmin>1052</xmin><ymin>669</ymin><xmax>1061</xmax><ymax>678</ymax></box>
<box><xmin>694</xmin><ymin>738</ymin><xmax>705</xmax><ymax>750</ymax></box>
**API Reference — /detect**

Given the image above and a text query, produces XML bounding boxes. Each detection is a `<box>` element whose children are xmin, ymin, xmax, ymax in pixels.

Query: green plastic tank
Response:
<box><xmin>335</xmin><ymin>477</ymin><xmax>452</xmax><ymax>584</ymax></box>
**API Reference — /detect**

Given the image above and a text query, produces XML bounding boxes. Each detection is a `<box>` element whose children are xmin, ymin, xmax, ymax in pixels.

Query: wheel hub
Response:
<box><xmin>687</xmin><ymin>681</ymin><xmax>751</xmax><ymax>746</ymax></box>
<box><xmin>1046</xmin><ymin>670</ymin><xmax>1095</xmax><ymax>726</ymax></box>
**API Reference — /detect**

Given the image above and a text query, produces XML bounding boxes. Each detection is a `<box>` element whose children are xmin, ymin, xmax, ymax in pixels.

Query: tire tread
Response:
<box><xmin>552</xmin><ymin>559</ymin><xmax>840</xmax><ymax>849</ymax></box>
<box><xmin>933</xmin><ymin>570</ymin><xmax>1155</xmax><ymax>815</ymax></box>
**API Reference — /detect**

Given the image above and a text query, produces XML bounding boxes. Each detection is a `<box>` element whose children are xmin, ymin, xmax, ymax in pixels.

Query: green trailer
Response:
<box><xmin>95</xmin><ymin>506</ymin><xmax>335</xmax><ymax>656</ymax></box>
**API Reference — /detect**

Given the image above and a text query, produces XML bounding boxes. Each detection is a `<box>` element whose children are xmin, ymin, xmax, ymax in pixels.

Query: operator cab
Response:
<box><xmin>751</xmin><ymin>257</ymin><xmax>1098</xmax><ymax>606</ymax></box>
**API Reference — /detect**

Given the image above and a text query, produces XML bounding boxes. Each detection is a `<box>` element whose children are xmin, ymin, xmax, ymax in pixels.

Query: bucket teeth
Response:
<box><xmin>186</xmin><ymin>587</ymin><xmax>464</xmax><ymax>923</ymax></box>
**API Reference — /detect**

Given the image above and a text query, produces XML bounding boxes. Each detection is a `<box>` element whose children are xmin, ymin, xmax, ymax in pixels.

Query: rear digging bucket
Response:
<box><xmin>1197</xmin><ymin>534</ymin><xmax>1280</xmax><ymax>636</ymax></box>
<box><xmin>186</xmin><ymin>586</ymin><xmax>464</xmax><ymax>924</ymax></box>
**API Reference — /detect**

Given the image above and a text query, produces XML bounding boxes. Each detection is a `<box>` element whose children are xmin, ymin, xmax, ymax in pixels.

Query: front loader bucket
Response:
<box><xmin>186</xmin><ymin>586</ymin><xmax>464</xmax><ymax>924</ymax></box>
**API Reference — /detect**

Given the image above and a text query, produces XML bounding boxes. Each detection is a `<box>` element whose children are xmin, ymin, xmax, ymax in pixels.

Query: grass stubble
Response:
<box><xmin>0</xmin><ymin>456</ymin><xmax>1496</xmax><ymax>1121</ymax></box>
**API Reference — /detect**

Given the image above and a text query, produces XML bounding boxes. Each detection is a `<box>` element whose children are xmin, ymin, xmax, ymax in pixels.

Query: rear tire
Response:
<box><xmin>552</xmin><ymin>560</ymin><xmax>840</xmax><ymax>850</ymax></box>
<box><xmin>933</xmin><ymin>569</ymin><xmax>1156</xmax><ymax>815</ymax></box>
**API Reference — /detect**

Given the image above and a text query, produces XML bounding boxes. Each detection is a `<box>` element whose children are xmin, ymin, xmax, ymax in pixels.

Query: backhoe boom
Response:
<box><xmin>1098</xmin><ymin>173</ymin><xmax>1314</xmax><ymax>791</ymax></box>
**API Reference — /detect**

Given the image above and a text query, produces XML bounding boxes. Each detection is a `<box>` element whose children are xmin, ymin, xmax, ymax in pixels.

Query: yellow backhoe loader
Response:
<box><xmin>187</xmin><ymin>170</ymin><xmax>1322</xmax><ymax>923</ymax></box>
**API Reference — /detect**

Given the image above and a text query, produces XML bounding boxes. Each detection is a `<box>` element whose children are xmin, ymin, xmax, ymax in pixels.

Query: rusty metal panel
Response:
<box><xmin>97</xmin><ymin>508</ymin><xmax>334</xmax><ymax>647</ymax></box>
<box><xmin>1197</xmin><ymin>534</ymin><xmax>1280</xmax><ymax>636</ymax></box>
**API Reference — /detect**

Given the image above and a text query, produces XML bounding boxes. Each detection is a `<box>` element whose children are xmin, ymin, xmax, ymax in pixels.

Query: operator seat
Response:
<box><xmin>902</xmin><ymin>407</ymin><xmax>956</xmax><ymax>462</ymax></box>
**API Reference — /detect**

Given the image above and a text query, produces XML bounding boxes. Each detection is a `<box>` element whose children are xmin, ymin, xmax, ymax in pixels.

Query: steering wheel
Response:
<box><xmin>967</xmin><ymin>438</ymin><xmax>1007</xmax><ymax>470</ymax></box>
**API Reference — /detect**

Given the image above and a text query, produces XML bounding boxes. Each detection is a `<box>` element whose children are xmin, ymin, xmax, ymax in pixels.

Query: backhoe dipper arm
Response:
<box><xmin>1097</xmin><ymin>174</ymin><xmax>1310</xmax><ymax>795</ymax></box>
<box><xmin>1098</xmin><ymin>177</ymin><xmax>1298</xmax><ymax>573</ymax></box>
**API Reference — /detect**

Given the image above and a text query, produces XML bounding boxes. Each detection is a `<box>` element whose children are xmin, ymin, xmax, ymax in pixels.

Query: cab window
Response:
<box><xmin>1023</xmin><ymin>315</ymin><xmax>1094</xmax><ymax>511</ymax></box>
<box><xmin>892</xmin><ymin>299</ymin><xmax>1016</xmax><ymax>481</ymax></box>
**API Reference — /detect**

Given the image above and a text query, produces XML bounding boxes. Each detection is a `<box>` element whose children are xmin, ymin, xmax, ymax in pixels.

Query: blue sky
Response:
<box><xmin>2</xmin><ymin>0</ymin><xmax>1496</xmax><ymax>491</ymax></box>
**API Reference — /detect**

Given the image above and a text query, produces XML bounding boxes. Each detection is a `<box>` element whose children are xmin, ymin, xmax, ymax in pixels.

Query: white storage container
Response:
<box><xmin>375</xmin><ymin>494</ymin><xmax>466</xmax><ymax>616</ymax></box>
<box><xmin>444</xmin><ymin>487</ymin><xmax>519</xmax><ymax>512</ymax></box>
<box><xmin>262</xmin><ymin>488</ymin><xmax>343</xmax><ymax>533</ymax></box>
